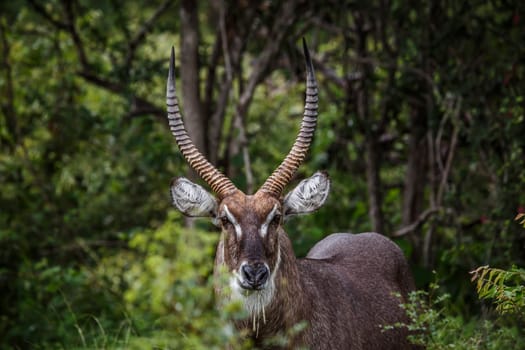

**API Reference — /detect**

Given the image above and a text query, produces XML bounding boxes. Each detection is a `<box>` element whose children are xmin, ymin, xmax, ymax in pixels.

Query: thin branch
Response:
<box><xmin>377</xmin><ymin>66</ymin><xmax>397</xmax><ymax>134</ymax></box>
<box><xmin>349</xmin><ymin>55</ymin><xmax>438</xmax><ymax>96</ymax></box>
<box><xmin>180</xmin><ymin>0</ymin><xmax>206</xmax><ymax>152</ymax></box>
<box><xmin>0</xmin><ymin>19</ymin><xmax>18</xmax><ymax>149</ymax></box>
<box><xmin>392</xmin><ymin>207</ymin><xmax>440</xmax><ymax>237</ymax></box>
<box><xmin>231</xmin><ymin>1</ymin><xmax>300</xmax><ymax>192</ymax></box>
<box><xmin>237</xmin><ymin>1</ymin><xmax>298</xmax><ymax>110</ymax></box>
<box><xmin>128</xmin><ymin>97</ymin><xmax>165</xmax><ymax>118</ymax></box>
<box><xmin>310</xmin><ymin>17</ymin><xmax>343</xmax><ymax>35</ymax></box>
<box><xmin>219</xmin><ymin>0</ymin><xmax>233</xmax><ymax>83</ymax></box>
<box><xmin>78</xmin><ymin>70</ymin><xmax>164</xmax><ymax>118</ymax></box>
<box><xmin>437</xmin><ymin>115</ymin><xmax>460</xmax><ymax>205</ymax></box>
<box><xmin>124</xmin><ymin>0</ymin><xmax>173</xmax><ymax>68</ymax></box>
<box><xmin>204</xmin><ymin>31</ymin><xmax>221</xmax><ymax>119</ymax></box>
<box><xmin>204</xmin><ymin>0</ymin><xmax>234</xmax><ymax>166</ymax></box>
<box><xmin>435</xmin><ymin>105</ymin><xmax>449</xmax><ymax>175</ymax></box>
<box><xmin>312</xmin><ymin>56</ymin><xmax>358</xmax><ymax>89</ymax></box>
<box><xmin>233</xmin><ymin>108</ymin><xmax>254</xmax><ymax>193</ymax></box>
<box><xmin>378</xmin><ymin>0</ymin><xmax>397</xmax><ymax>57</ymax></box>
<box><xmin>427</xmin><ymin>130</ymin><xmax>437</xmax><ymax>209</ymax></box>
<box><xmin>431</xmin><ymin>95</ymin><xmax>462</xmax><ymax>206</ymax></box>
<box><xmin>77</xmin><ymin>70</ymin><xmax>122</xmax><ymax>93</ymax></box>
<box><xmin>61</xmin><ymin>0</ymin><xmax>89</xmax><ymax>68</ymax></box>
<box><xmin>207</xmin><ymin>1</ymin><xmax>259</xmax><ymax>166</ymax></box>
<box><xmin>27</xmin><ymin>0</ymin><xmax>68</xmax><ymax>30</ymax></box>
<box><xmin>209</xmin><ymin>73</ymin><xmax>233</xmax><ymax>164</ymax></box>
<box><xmin>30</xmin><ymin>0</ymin><xmax>165</xmax><ymax>120</ymax></box>
<box><xmin>48</xmin><ymin>239</ymin><xmax>127</xmax><ymax>254</ymax></box>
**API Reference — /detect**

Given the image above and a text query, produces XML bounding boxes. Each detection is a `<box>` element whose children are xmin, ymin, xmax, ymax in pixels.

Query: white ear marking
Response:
<box><xmin>283</xmin><ymin>171</ymin><xmax>330</xmax><ymax>217</ymax></box>
<box><xmin>170</xmin><ymin>177</ymin><xmax>218</xmax><ymax>217</ymax></box>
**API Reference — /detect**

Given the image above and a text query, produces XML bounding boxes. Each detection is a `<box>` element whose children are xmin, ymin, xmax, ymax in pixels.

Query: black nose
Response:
<box><xmin>241</xmin><ymin>263</ymin><xmax>269</xmax><ymax>290</ymax></box>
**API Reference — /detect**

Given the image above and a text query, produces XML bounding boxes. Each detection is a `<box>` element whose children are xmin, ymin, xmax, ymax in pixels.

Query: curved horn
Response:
<box><xmin>166</xmin><ymin>47</ymin><xmax>238</xmax><ymax>199</ymax></box>
<box><xmin>257</xmin><ymin>39</ymin><xmax>319</xmax><ymax>197</ymax></box>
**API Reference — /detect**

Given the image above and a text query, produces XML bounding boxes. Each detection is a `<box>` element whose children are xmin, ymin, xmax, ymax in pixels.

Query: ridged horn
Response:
<box><xmin>166</xmin><ymin>46</ymin><xmax>238</xmax><ymax>199</ymax></box>
<box><xmin>257</xmin><ymin>38</ymin><xmax>319</xmax><ymax>197</ymax></box>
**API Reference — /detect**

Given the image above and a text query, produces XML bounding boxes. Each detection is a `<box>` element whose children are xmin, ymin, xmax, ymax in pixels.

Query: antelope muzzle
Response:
<box><xmin>239</xmin><ymin>262</ymin><xmax>270</xmax><ymax>290</ymax></box>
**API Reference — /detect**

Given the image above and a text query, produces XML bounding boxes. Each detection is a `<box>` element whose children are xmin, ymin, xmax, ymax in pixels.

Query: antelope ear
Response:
<box><xmin>283</xmin><ymin>171</ymin><xmax>330</xmax><ymax>218</ymax></box>
<box><xmin>170</xmin><ymin>177</ymin><xmax>218</xmax><ymax>218</ymax></box>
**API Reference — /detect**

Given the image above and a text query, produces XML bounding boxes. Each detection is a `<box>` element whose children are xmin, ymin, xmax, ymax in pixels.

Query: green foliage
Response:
<box><xmin>384</xmin><ymin>282</ymin><xmax>525</xmax><ymax>350</ymax></box>
<box><xmin>90</xmin><ymin>212</ymin><xmax>248</xmax><ymax>349</ymax></box>
<box><xmin>4</xmin><ymin>255</ymin><xmax>129</xmax><ymax>348</ymax></box>
<box><xmin>3</xmin><ymin>212</ymin><xmax>249</xmax><ymax>349</ymax></box>
<box><xmin>470</xmin><ymin>215</ymin><xmax>525</xmax><ymax>317</ymax></box>
<box><xmin>1</xmin><ymin>0</ymin><xmax>524</xmax><ymax>348</ymax></box>
<box><xmin>471</xmin><ymin>265</ymin><xmax>525</xmax><ymax>316</ymax></box>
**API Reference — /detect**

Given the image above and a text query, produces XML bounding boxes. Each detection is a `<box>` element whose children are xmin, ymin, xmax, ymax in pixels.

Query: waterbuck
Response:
<box><xmin>166</xmin><ymin>40</ymin><xmax>417</xmax><ymax>349</ymax></box>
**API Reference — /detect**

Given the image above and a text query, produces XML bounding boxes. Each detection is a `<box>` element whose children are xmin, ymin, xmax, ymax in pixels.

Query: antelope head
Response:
<box><xmin>167</xmin><ymin>39</ymin><xmax>330</xmax><ymax>309</ymax></box>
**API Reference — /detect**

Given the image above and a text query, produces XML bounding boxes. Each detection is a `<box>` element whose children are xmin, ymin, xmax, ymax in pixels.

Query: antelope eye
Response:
<box><xmin>220</xmin><ymin>216</ymin><xmax>231</xmax><ymax>227</ymax></box>
<box><xmin>272</xmin><ymin>214</ymin><xmax>281</xmax><ymax>225</ymax></box>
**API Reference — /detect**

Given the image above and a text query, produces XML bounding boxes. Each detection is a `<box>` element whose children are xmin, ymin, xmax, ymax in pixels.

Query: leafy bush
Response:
<box><xmin>91</xmin><ymin>212</ymin><xmax>250</xmax><ymax>349</ymax></box>
<box><xmin>384</xmin><ymin>282</ymin><xmax>525</xmax><ymax>349</ymax></box>
<box><xmin>2</xmin><ymin>212</ymin><xmax>252</xmax><ymax>349</ymax></box>
<box><xmin>470</xmin><ymin>214</ymin><xmax>525</xmax><ymax>317</ymax></box>
<box><xmin>470</xmin><ymin>265</ymin><xmax>525</xmax><ymax>316</ymax></box>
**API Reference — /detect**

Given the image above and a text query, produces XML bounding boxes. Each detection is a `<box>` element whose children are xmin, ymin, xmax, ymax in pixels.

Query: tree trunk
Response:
<box><xmin>365</xmin><ymin>137</ymin><xmax>384</xmax><ymax>233</ymax></box>
<box><xmin>354</xmin><ymin>13</ymin><xmax>385</xmax><ymax>234</ymax></box>
<box><xmin>0</xmin><ymin>21</ymin><xmax>18</xmax><ymax>151</ymax></box>
<box><xmin>402</xmin><ymin>106</ymin><xmax>428</xmax><ymax>262</ymax></box>
<box><xmin>180</xmin><ymin>0</ymin><xmax>205</xmax><ymax>228</ymax></box>
<box><xmin>180</xmin><ymin>0</ymin><xmax>206</xmax><ymax>156</ymax></box>
<box><xmin>402</xmin><ymin>107</ymin><xmax>427</xmax><ymax>228</ymax></box>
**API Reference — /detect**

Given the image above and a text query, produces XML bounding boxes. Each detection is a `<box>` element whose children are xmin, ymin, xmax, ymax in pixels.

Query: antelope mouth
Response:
<box><xmin>229</xmin><ymin>266</ymin><xmax>277</xmax><ymax>314</ymax></box>
<box><xmin>238</xmin><ymin>279</ymin><xmax>267</xmax><ymax>292</ymax></box>
<box><xmin>230</xmin><ymin>276</ymin><xmax>267</xmax><ymax>299</ymax></box>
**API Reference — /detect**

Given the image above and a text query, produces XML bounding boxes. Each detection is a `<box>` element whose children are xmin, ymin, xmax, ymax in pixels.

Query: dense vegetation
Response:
<box><xmin>0</xmin><ymin>0</ymin><xmax>524</xmax><ymax>348</ymax></box>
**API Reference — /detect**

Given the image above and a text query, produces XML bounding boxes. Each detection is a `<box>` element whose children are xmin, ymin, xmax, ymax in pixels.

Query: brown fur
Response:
<box><xmin>167</xmin><ymin>39</ymin><xmax>417</xmax><ymax>349</ymax></box>
<box><xmin>214</xmin><ymin>193</ymin><xmax>418</xmax><ymax>350</ymax></box>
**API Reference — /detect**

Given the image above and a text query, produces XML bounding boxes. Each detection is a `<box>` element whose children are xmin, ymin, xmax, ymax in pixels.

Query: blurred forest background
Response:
<box><xmin>1</xmin><ymin>0</ymin><xmax>524</xmax><ymax>349</ymax></box>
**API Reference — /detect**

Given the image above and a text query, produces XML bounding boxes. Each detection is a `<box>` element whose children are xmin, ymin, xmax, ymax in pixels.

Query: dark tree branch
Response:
<box><xmin>349</xmin><ymin>55</ymin><xmax>437</xmax><ymax>94</ymax></box>
<box><xmin>205</xmin><ymin>0</ymin><xmax>233</xmax><ymax>166</ymax></box>
<box><xmin>61</xmin><ymin>0</ymin><xmax>89</xmax><ymax>68</ymax></box>
<box><xmin>180</xmin><ymin>0</ymin><xmax>206</xmax><ymax>153</ymax></box>
<box><xmin>128</xmin><ymin>98</ymin><xmax>165</xmax><ymax>118</ymax></box>
<box><xmin>0</xmin><ymin>19</ymin><xmax>18</xmax><ymax>149</ymax></box>
<box><xmin>393</xmin><ymin>208</ymin><xmax>440</xmax><ymax>237</ymax></box>
<box><xmin>312</xmin><ymin>55</ymin><xmax>362</xmax><ymax>90</ymax></box>
<box><xmin>436</xmin><ymin>99</ymin><xmax>461</xmax><ymax>206</ymax></box>
<box><xmin>354</xmin><ymin>12</ymin><xmax>384</xmax><ymax>234</ymax></box>
<box><xmin>219</xmin><ymin>1</ymin><xmax>233</xmax><ymax>83</ymax></box>
<box><xmin>29</xmin><ymin>0</ymin><xmax>166</xmax><ymax>120</ymax></box>
<box><xmin>78</xmin><ymin>70</ymin><xmax>164</xmax><ymax>118</ymax></box>
<box><xmin>213</xmin><ymin>1</ymin><xmax>259</xmax><ymax>171</ymax></box>
<box><xmin>232</xmin><ymin>1</ymin><xmax>301</xmax><ymax>193</ymax></box>
<box><xmin>124</xmin><ymin>0</ymin><xmax>173</xmax><ymax>69</ymax></box>
<box><xmin>77</xmin><ymin>70</ymin><xmax>122</xmax><ymax>93</ymax></box>
<box><xmin>204</xmin><ymin>31</ymin><xmax>221</xmax><ymax>125</ymax></box>
<box><xmin>27</xmin><ymin>0</ymin><xmax>68</xmax><ymax>31</ymax></box>
<box><xmin>378</xmin><ymin>0</ymin><xmax>397</xmax><ymax>56</ymax></box>
<box><xmin>310</xmin><ymin>17</ymin><xmax>343</xmax><ymax>35</ymax></box>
